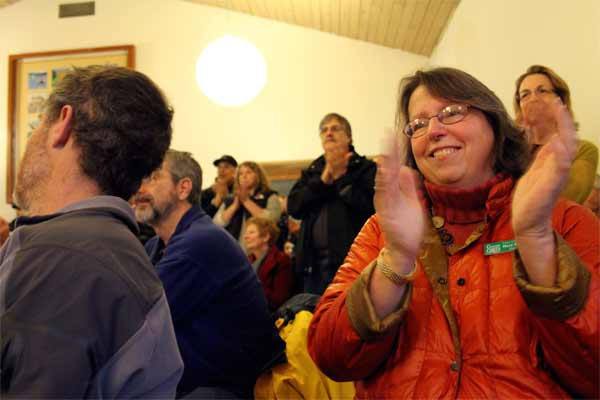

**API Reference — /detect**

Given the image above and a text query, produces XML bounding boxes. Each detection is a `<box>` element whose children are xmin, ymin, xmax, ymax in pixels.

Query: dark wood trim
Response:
<box><xmin>259</xmin><ymin>154</ymin><xmax>377</xmax><ymax>183</ymax></box>
<box><xmin>260</xmin><ymin>159</ymin><xmax>311</xmax><ymax>182</ymax></box>
<box><xmin>5</xmin><ymin>45</ymin><xmax>135</xmax><ymax>204</ymax></box>
<box><xmin>5</xmin><ymin>45</ymin><xmax>135</xmax><ymax>64</ymax></box>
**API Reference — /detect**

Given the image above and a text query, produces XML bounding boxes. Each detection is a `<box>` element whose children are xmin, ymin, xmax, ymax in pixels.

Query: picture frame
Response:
<box><xmin>260</xmin><ymin>159</ymin><xmax>310</xmax><ymax>196</ymax></box>
<box><xmin>6</xmin><ymin>45</ymin><xmax>135</xmax><ymax>204</ymax></box>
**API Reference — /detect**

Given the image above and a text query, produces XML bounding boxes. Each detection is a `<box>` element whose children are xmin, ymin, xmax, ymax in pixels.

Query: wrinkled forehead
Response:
<box><xmin>407</xmin><ymin>85</ymin><xmax>450</xmax><ymax>120</ymax></box>
<box><xmin>238</xmin><ymin>165</ymin><xmax>254</xmax><ymax>174</ymax></box>
<box><xmin>519</xmin><ymin>73</ymin><xmax>554</xmax><ymax>91</ymax></box>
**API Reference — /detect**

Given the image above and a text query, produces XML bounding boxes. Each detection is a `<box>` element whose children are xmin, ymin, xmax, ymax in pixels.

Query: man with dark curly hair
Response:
<box><xmin>0</xmin><ymin>66</ymin><xmax>183</xmax><ymax>398</ymax></box>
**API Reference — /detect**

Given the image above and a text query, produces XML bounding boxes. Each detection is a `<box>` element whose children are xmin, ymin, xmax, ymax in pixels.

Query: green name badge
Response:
<box><xmin>484</xmin><ymin>240</ymin><xmax>517</xmax><ymax>256</ymax></box>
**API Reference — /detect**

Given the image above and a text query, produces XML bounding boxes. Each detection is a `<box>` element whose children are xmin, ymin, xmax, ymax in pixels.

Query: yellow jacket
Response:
<box><xmin>255</xmin><ymin>311</ymin><xmax>355</xmax><ymax>399</ymax></box>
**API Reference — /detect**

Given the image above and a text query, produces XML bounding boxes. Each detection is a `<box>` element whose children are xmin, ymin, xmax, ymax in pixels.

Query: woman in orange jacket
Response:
<box><xmin>308</xmin><ymin>67</ymin><xmax>598</xmax><ymax>399</ymax></box>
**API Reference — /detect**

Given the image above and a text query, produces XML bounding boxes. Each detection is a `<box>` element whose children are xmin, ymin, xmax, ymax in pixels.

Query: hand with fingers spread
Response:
<box><xmin>374</xmin><ymin>133</ymin><xmax>426</xmax><ymax>266</ymax></box>
<box><xmin>512</xmin><ymin>99</ymin><xmax>578</xmax><ymax>286</ymax></box>
<box><xmin>369</xmin><ymin>132</ymin><xmax>425</xmax><ymax>318</ymax></box>
<box><xmin>513</xmin><ymin>99</ymin><xmax>578</xmax><ymax>236</ymax></box>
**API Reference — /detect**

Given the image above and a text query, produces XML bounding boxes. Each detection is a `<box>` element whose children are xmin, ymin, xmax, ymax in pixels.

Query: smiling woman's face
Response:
<box><xmin>409</xmin><ymin>85</ymin><xmax>496</xmax><ymax>189</ymax></box>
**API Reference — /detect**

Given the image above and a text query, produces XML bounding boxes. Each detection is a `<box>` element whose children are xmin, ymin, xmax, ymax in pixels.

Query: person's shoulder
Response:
<box><xmin>578</xmin><ymin>139</ymin><xmax>598</xmax><ymax>150</ymax></box>
<box><xmin>12</xmin><ymin>235</ymin><xmax>151</xmax><ymax>295</ymax></box>
<box><xmin>9</xmin><ymin>213</ymin><xmax>162</xmax><ymax>315</ymax></box>
<box><xmin>201</xmin><ymin>186</ymin><xmax>215</xmax><ymax>196</ymax></box>
<box><xmin>264</xmin><ymin>190</ymin><xmax>279</xmax><ymax>199</ymax></box>
<box><xmin>145</xmin><ymin>234</ymin><xmax>160</xmax><ymax>252</ymax></box>
<box><xmin>576</xmin><ymin>140</ymin><xmax>599</xmax><ymax>161</ymax></box>
<box><xmin>183</xmin><ymin>213</ymin><xmax>225</xmax><ymax>237</ymax></box>
<box><xmin>171</xmin><ymin>215</ymin><xmax>244</xmax><ymax>255</ymax></box>
<box><xmin>349</xmin><ymin>150</ymin><xmax>375</xmax><ymax>165</ymax></box>
<box><xmin>18</xmin><ymin>209</ymin><xmax>134</xmax><ymax>250</ymax></box>
<box><xmin>305</xmin><ymin>155</ymin><xmax>326</xmax><ymax>172</ymax></box>
<box><xmin>348</xmin><ymin>152</ymin><xmax>376</xmax><ymax>175</ymax></box>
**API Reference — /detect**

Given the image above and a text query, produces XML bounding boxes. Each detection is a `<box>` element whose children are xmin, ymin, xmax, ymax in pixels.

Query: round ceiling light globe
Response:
<box><xmin>196</xmin><ymin>35</ymin><xmax>267</xmax><ymax>107</ymax></box>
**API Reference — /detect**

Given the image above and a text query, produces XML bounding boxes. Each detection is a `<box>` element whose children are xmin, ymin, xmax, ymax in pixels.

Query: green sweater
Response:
<box><xmin>562</xmin><ymin>139</ymin><xmax>599</xmax><ymax>204</ymax></box>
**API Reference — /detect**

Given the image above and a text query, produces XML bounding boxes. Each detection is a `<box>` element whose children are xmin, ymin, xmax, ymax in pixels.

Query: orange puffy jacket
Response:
<box><xmin>308</xmin><ymin>178</ymin><xmax>599</xmax><ymax>399</ymax></box>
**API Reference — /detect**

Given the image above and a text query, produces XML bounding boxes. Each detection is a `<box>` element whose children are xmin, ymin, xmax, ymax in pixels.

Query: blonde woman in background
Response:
<box><xmin>214</xmin><ymin>161</ymin><xmax>281</xmax><ymax>245</ymax></box>
<box><xmin>514</xmin><ymin>65</ymin><xmax>598</xmax><ymax>204</ymax></box>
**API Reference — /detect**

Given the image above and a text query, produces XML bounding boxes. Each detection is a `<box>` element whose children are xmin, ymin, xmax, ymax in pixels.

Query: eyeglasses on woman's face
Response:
<box><xmin>404</xmin><ymin>104</ymin><xmax>471</xmax><ymax>139</ymax></box>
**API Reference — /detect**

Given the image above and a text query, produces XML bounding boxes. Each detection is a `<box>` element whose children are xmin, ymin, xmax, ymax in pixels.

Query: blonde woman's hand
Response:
<box><xmin>522</xmin><ymin>100</ymin><xmax>557</xmax><ymax>145</ymax></box>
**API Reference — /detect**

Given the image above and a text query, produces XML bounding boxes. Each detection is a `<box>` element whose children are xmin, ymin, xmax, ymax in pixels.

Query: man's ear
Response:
<box><xmin>49</xmin><ymin>105</ymin><xmax>74</xmax><ymax>148</ymax></box>
<box><xmin>177</xmin><ymin>178</ymin><xmax>193</xmax><ymax>202</ymax></box>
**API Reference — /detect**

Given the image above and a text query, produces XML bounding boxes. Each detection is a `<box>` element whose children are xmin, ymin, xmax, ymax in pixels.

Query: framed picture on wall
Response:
<box><xmin>260</xmin><ymin>159</ymin><xmax>310</xmax><ymax>196</ymax></box>
<box><xmin>6</xmin><ymin>45</ymin><xmax>135</xmax><ymax>204</ymax></box>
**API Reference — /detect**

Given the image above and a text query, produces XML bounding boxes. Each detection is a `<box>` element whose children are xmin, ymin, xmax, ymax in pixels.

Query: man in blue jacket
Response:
<box><xmin>0</xmin><ymin>66</ymin><xmax>183</xmax><ymax>398</ymax></box>
<box><xmin>135</xmin><ymin>150</ymin><xmax>285</xmax><ymax>399</ymax></box>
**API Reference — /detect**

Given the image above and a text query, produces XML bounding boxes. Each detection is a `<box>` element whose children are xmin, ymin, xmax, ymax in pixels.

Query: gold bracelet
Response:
<box><xmin>376</xmin><ymin>248</ymin><xmax>417</xmax><ymax>285</ymax></box>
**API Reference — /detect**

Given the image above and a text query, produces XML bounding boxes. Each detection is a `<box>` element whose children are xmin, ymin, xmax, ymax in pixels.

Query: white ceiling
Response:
<box><xmin>185</xmin><ymin>0</ymin><xmax>460</xmax><ymax>56</ymax></box>
<box><xmin>0</xmin><ymin>0</ymin><xmax>460</xmax><ymax>56</ymax></box>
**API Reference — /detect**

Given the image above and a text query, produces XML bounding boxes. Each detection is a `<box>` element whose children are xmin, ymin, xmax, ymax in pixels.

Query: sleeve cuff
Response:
<box><xmin>346</xmin><ymin>259</ymin><xmax>412</xmax><ymax>341</ymax></box>
<box><xmin>513</xmin><ymin>231</ymin><xmax>591</xmax><ymax>320</ymax></box>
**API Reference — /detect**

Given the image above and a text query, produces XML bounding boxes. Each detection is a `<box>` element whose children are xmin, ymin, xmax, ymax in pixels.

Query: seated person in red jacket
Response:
<box><xmin>244</xmin><ymin>216</ymin><xmax>294</xmax><ymax>311</ymax></box>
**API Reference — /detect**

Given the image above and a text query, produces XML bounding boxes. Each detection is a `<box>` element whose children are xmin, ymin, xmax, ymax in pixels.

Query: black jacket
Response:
<box><xmin>223</xmin><ymin>189</ymin><xmax>277</xmax><ymax>240</ymax></box>
<box><xmin>200</xmin><ymin>183</ymin><xmax>234</xmax><ymax>218</ymax></box>
<box><xmin>287</xmin><ymin>151</ymin><xmax>376</xmax><ymax>294</ymax></box>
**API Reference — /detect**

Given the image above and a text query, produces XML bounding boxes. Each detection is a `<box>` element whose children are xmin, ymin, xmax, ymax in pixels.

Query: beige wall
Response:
<box><xmin>430</xmin><ymin>0</ymin><xmax>600</xmax><ymax>151</ymax></box>
<box><xmin>0</xmin><ymin>0</ymin><xmax>427</xmax><ymax>218</ymax></box>
<box><xmin>1</xmin><ymin>0</ymin><xmax>597</xmax><ymax>220</ymax></box>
